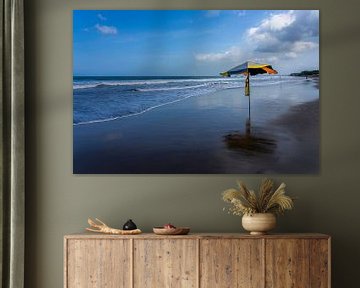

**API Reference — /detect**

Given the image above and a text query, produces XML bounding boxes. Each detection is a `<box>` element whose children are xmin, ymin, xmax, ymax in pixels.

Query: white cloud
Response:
<box><xmin>195</xmin><ymin>46</ymin><xmax>242</xmax><ymax>62</ymax></box>
<box><xmin>246</xmin><ymin>10</ymin><xmax>319</xmax><ymax>54</ymax></box>
<box><xmin>236</xmin><ymin>10</ymin><xmax>246</xmax><ymax>17</ymax></box>
<box><xmin>261</xmin><ymin>11</ymin><xmax>295</xmax><ymax>31</ymax></box>
<box><xmin>97</xmin><ymin>14</ymin><xmax>107</xmax><ymax>21</ymax></box>
<box><xmin>292</xmin><ymin>41</ymin><xmax>318</xmax><ymax>52</ymax></box>
<box><xmin>95</xmin><ymin>24</ymin><xmax>118</xmax><ymax>35</ymax></box>
<box><xmin>253</xmin><ymin>56</ymin><xmax>279</xmax><ymax>63</ymax></box>
<box><xmin>205</xmin><ymin>10</ymin><xmax>221</xmax><ymax>18</ymax></box>
<box><xmin>281</xmin><ymin>41</ymin><xmax>318</xmax><ymax>59</ymax></box>
<box><xmin>284</xmin><ymin>52</ymin><xmax>297</xmax><ymax>59</ymax></box>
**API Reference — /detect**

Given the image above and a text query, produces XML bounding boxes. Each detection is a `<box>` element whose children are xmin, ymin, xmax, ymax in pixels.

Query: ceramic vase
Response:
<box><xmin>242</xmin><ymin>213</ymin><xmax>276</xmax><ymax>235</ymax></box>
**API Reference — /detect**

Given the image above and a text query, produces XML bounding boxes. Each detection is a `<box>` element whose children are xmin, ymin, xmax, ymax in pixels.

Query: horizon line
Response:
<box><xmin>73</xmin><ymin>74</ymin><xmax>296</xmax><ymax>78</ymax></box>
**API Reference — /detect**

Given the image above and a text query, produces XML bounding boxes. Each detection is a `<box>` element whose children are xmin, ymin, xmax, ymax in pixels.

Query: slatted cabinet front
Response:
<box><xmin>64</xmin><ymin>234</ymin><xmax>330</xmax><ymax>288</ymax></box>
<box><xmin>200</xmin><ymin>239</ymin><xmax>264</xmax><ymax>287</ymax></box>
<box><xmin>133</xmin><ymin>239</ymin><xmax>198</xmax><ymax>288</ymax></box>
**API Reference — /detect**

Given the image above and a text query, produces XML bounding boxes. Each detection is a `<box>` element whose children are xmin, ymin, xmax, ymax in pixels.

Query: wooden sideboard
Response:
<box><xmin>64</xmin><ymin>233</ymin><xmax>330</xmax><ymax>288</ymax></box>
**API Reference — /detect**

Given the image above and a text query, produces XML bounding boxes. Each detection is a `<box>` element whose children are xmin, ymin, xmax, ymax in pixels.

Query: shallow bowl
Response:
<box><xmin>153</xmin><ymin>227</ymin><xmax>190</xmax><ymax>235</ymax></box>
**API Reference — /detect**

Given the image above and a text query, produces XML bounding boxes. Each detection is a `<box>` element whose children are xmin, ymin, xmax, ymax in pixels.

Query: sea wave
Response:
<box><xmin>74</xmin><ymin>93</ymin><xmax>200</xmax><ymax>126</ymax></box>
<box><xmin>73</xmin><ymin>76</ymin><xmax>302</xmax><ymax>125</ymax></box>
<box><xmin>73</xmin><ymin>76</ymin><xmax>297</xmax><ymax>90</ymax></box>
<box><xmin>72</xmin><ymin>77</ymin><xmax>245</xmax><ymax>90</ymax></box>
<box><xmin>74</xmin><ymin>80</ymin><xmax>173</xmax><ymax>90</ymax></box>
<box><xmin>137</xmin><ymin>83</ymin><xmax>208</xmax><ymax>92</ymax></box>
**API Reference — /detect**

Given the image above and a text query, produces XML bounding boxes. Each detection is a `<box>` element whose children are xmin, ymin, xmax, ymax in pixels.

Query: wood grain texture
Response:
<box><xmin>64</xmin><ymin>234</ymin><xmax>330</xmax><ymax>288</ymax></box>
<box><xmin>200</xmin><ymin>239</ymin><xmax>264</xmax><ymax>288</ymax></box>
<box><xmin>65</xmin><ymin>233</ymin><xmax>330</xmax><ymax>240</ymax></box>
<box><xmin>265</xmin><ymin>239</ymin><xmax>310</xmax><ymax>288</ymax></box>
<box><xmin>310</xmin><ymin>239</ymin><xmax>330</xmax><ymax>288</ymax></box>
<box><xmin>133</xmin><ymin>239</ymin><xmax>197</xmax><ymax>288</ymax></box>
<box><xmin>64</xmin><ymin>239</ymin><xmax>68</xmax><ymax>288</ymax></box>
<box><xmin>66</xmin><ymin>239</ymin><xmax>131</xmax><ymax>288</ymax></box>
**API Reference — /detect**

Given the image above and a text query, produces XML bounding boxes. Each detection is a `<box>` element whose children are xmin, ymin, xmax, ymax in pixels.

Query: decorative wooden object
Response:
<box><xmin>64</xmin><ymin>233</ymin><xmax>330</xmax><ymax>288</ymax></box>
<box><xmin>86</xmin><ymin>218</ymin><xmax>142</xmax><ymax>235</ymax></box>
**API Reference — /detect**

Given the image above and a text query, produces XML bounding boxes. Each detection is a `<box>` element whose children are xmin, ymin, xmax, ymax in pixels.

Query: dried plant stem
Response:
<box><xmin>222</xmin><ymin>179</ymin><xmax>294</xmax><ymax>216</ymax></box>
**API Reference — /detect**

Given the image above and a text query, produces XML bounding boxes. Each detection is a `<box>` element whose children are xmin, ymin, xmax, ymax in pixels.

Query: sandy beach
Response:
<box><xmin>73</xmin><ymin>78</ymin><xmax>319</xmax><ymax>174</ymax></box>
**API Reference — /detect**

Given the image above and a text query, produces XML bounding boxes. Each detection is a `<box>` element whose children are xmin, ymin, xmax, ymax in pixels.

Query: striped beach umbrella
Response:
<box><xmin>220</xmin><ymin>61</ymin><xmax>278</xmax><ymax>96</ymax></box>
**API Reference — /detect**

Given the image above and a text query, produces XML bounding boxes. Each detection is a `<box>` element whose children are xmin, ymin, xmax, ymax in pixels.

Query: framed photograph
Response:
<box><xmin>73</xmin><ymin>10</ymin><xmax>319</xmax><ymax>174</ymax></box>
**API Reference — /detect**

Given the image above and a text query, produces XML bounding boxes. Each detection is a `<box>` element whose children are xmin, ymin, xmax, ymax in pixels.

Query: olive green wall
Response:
<box><xmin>24</xmin><ymin>0</ymin><xmax>360</xmax><ymax>287</ymax></box>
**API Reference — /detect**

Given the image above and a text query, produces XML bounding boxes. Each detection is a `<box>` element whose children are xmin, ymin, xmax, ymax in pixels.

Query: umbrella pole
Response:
<box><xmin>245</xmin><ymin>73</ymin><xmax>250</xmax><ymax>119</ymax></box>
<box><xmin>245</xmin><ymin>73</ymin><xmax>250</xmax><ymax>96</ymax></box>
<box><xmin>246</xmin><ymin>117</ymin><xmax>251</xmax><ymax>135</ymax></box>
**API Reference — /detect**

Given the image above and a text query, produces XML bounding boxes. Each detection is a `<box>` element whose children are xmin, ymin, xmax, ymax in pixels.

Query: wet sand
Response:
<box><xmin>73</xmin><ymin>79</ymin><xmax>319</xmax><ymax>174</ymax></box>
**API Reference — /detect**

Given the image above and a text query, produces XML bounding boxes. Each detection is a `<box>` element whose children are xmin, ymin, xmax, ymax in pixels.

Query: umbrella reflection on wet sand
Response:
<box><xmin>224</xmin><ymin>118</ymin><xmax>276</xmax><ymax>154</ymax></box>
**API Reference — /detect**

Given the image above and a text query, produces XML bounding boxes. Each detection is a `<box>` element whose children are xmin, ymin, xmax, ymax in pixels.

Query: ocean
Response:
<box><xmin>73</xmin><ymin>75</ymin><xmax>304</xmax><ymax>125</ymax></box>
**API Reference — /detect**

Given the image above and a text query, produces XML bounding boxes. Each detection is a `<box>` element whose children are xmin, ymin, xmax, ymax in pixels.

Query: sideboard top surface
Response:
<box><xmin>64</xmin><ymin>232</ymin><xmax>330</xmax><ymax>240</ymax></box>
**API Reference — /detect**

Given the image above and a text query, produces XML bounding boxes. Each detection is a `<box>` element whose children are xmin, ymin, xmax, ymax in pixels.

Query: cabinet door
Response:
<box><xmin>200</xmin><ymin>239</ymin><xmax>264</xmax><ymax>288</ymax></box>
<box><xmin>134</xmin><ymin>239</ymin><xmax>198</xmax><ymax>288</ymax></box>
<box><xmin>309</xmin><ymin>239</ymin><xmax>330</xmax><ymax>288</ymax></box>
<box><xmin>266</xmin><ymin>239</ymin><xmax>309</xmax><ymax>287</ymax></box>
<box><xmin>66</xmin><ymin>239</ymin><xmax>131</xmax><ymax>288</ymax></box>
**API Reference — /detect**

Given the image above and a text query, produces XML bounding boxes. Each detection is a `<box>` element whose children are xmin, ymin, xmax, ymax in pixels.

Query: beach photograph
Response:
<box><xmin>73</xmin><ymin>10</ymin><xmax>319</xmax><ymax>174</ymax></box>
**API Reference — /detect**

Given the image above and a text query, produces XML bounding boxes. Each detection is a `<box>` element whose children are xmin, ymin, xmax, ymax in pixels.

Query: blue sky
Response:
<box><xmin>73</xmin><ymin>10</ymin><xmax>319</xmax><ymax>76</ymax></box>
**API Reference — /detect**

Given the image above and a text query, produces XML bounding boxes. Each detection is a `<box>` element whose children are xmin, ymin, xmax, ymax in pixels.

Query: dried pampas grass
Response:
<box><xmin>222</xmin><ymin>179</ymin><xmax>294</xmax><ymax>216</ymax></box>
